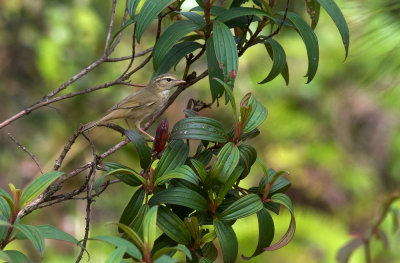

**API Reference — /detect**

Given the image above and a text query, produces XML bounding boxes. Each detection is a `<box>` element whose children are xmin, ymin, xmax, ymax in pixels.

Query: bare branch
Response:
<box><xmin>8</xmin><ymin>133</ymin><xmax>44</xmax><ymax>174</ymax></box>
<box><xmin>103</xmin><ymin>0</ymin><xmax>118</xmax><ymax>57</ymax></box>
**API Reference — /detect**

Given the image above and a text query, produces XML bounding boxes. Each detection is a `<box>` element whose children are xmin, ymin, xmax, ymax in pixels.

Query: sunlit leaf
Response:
<box><xmin>90</xmin><ymin>235</ymin><xmax>142</xmax><ymax>259</ymax></box>
<box><xmin>105</xmin><ymin>246</ymin><xmax>127</xmax><ymax>263</ymax></box>
<box><xmin>143</xmin><ymin>206</ymin><xmax>158</xmax><ymax>251</ymax></box>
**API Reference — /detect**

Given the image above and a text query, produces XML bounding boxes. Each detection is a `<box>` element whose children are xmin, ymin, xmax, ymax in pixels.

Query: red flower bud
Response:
<box><xmin>230</xmin><ymin>70</ymin><xmax>237</xmax><ymax>79</ymax></box>
<box><xmin>153</xmin><ymin>118</ymin><xmax>169</xmax><ymax>153</ymax></box>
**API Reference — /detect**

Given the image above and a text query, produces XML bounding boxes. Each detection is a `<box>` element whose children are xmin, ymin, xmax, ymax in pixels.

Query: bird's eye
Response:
<box><xmin>166</xmin><ymin>78</ymin><xmax>172</xmax><ymax>82</ymax></box>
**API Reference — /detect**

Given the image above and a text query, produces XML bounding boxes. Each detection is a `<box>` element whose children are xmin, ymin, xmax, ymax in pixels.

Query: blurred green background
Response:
<box><xmin>1</xmin><ymin>0</ymin><xmax>399</xmax><ymax>262</ymax></box>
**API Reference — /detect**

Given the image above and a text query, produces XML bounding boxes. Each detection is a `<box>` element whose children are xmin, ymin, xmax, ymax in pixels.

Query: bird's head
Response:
<box><xmin>151</xmin><ymin>74</ymin><xmax>186</xmax><ymax>92</ymax></box>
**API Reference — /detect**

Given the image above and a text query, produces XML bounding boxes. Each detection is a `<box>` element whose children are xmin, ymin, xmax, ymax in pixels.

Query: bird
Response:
<box><xmin>81</xmin><ymin>74</ymin><xmax>185</xmax><ymax>140</ymax></box>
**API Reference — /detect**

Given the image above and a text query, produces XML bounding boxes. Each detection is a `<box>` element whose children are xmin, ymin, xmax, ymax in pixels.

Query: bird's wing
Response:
<box><xmin>108</xmin><ymin>89</ymin><xmax>157</xmax><ymax>112</ymax></box>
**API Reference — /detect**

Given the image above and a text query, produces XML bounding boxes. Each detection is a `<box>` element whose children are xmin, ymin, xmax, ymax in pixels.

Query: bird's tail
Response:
<box><xmin>81</xmin><ymin>119</ymin><xmax>104</xmax><ymax>132</ymax></box>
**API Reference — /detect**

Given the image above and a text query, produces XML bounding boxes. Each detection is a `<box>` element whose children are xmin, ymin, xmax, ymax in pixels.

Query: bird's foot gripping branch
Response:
<box><xmin>92</xmin><ymin>87</ymin><xmax>295</xmax><ymax>262</ymax></box>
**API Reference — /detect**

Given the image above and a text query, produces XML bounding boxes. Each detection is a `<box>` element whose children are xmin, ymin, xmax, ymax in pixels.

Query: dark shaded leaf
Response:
<box><xmin>201</xmin><ymin>242</ymin><xmax>218</xmax><ymax>262</ymax></box>
<box><xmin>195</xmin><ymin>149</ymin><xmax>213</xmax><ymax>167</ymax></box>
<box><xmin>216</xmin><ymin>7</ymin><xmax>273</xmax><ymax>23</ymax></box>
<box><xmin>180</xmin><ymin>12</ymin><xmax>206</xmax><ymax>28</ymax></box>
<box><xmin>154</xmin><ymin>42</ymin><xmax>202</xmax><ymax>77</ymax></box>
<box><xmin>213</xmin><ymin>78</ymin><xmax>237</xmax><ymax>120</ymax></box>
<box><xmin>19</xmin><ymin>171</ymin><xmax>64</xmax><ymax>208</ymax></box>
<box><xmin>242</xmin><ymin>208</ymin><xmax>274</xmax><ymax>259</ymax></box>
<box><xmin>0</xmin><ymin>196</ymin><xmax>11</xmax><ymax>220</ymax></box>
<box><xmin>214</xmin><ymin>219</ymin><xmax>238</xmax><ymax>263</ymax></box>
<box><xmin>170</xmin><ymin>117</ymin><xmax>227</xmax><ymax>143</ymax></box>
<box><xmin>206</xmin><ymin>37</ymin><xmax>225</xmax><ymax>102</ymax></box>
<box><xmin>149</xmin><ymin>187</ymin><xmax>208</xmax><ymax>212</ymax></box>
<box><xmin>153</xmin><ymin>21</ymin><xmax>202</xmax><ymax>70</ymax></box>
<box><xmin>305</xmin><ymin>0</ymin><xmax>320</xmax><ymax>29</ymax></box>
<box><xmin>3</xmin><ymin>250</ymin><xmax>30</xmax><ymax>263</ymax></box>
<box><xmin>238</xmin><ymin>144</ymin><xmax>257</xmax><ymax>177</ymax></box>
<box><xmin>190</xmin><ymin>159</ymin><xmax>207</xmax><ymax>182</ymax></box>
<box><xmin>126</xmin><ymin>130</ymin><xmax>151</xmax><ymax>169</ymax></box>
<box><xmin>217</xmin><ymin>166</ymin><xmax>244</xmax><ymax>204</ymax></box>
<box><xmin>157</xmin><ymin>206</ymin><xmax>191</xmax><ymax>245</ymax></box>
<box><xmin>240</xmin><ymin>93</ymin><xmax>267</xmax><ymax>133</ymax></box>
<box><xmin>259</xmin><ymin>38</ymin><xmax>287</xmax><ymax>84</ymax></box>
<box><xmin>213</xmin><ymin>21</ymin><xmax>238</xmax><ymax>82</ymax></box>
<box><xmin>317</xmin><ymin>0</ymin><xmax>349</xmax><ymax>58</ymax></box>
<box><xmin>129</xmin><ymin>204</ymin><xmax>149</xmax><ymax>235</ymax></box>
<box><xmin>154</xmin><ymin>140</ymin><xmax>189</xmax><ymax>180</ymax></box>
<box><xmin>152</xmin><ymin>244</ymin><xmax>191</xmax><ymax>261</ymax></box>
<box><xmin>280</xmin><ymin>11</ymin><xmax>319</xmax><ymax>83</ymax></box>
<box><xmin>95</xmin><ymin>169</ymin><xmax>143</xmax><ymax>194</ymax></box>
<box><xmin>219</xmin><ymin>194</ymin><xmax>263</xmax><ymax>221</ymax></box>
<box><xmin>154</xmin><ymin>165</ymin><xmax>199</xmax><ymax>186</ymax></box>
<box><xmin>136</xmin><ymin>0</ymin><xmax>175</xmax><ymax>42</ymax></box>
<box><xmin>119</xmin><ymin>189</ymin><xmax>145</xmax><ymax>232</ymax></box>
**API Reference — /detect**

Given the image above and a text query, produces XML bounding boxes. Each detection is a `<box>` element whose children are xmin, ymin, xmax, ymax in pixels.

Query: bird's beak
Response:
<box><xmin>176</xmin><ymin>80</ymin><xmax>186</xmax><ymax>85</ymax></box>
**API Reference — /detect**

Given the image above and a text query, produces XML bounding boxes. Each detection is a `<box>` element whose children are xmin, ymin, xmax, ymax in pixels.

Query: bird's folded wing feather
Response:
<box><xmin>108</xmin><ymin>91</ymin><xmax>157</xmax><ymax>112</ymax></box>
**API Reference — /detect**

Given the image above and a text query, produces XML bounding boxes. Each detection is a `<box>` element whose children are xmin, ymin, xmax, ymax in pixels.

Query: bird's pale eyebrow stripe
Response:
<box><xmin>157</xmin><ymin>76</ymin><xmax>177</xmax><ymax>82</ymax></box>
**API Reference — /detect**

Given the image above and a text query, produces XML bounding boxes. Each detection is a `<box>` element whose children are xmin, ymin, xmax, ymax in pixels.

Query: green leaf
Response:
<box><xmin>106</xmin><ymin>247</ymin><xmax>127</xmax><ymax>263</ymax></box>
<box><xmin>195</xmin><ymin>149</ymin><xmax>213</xmax><ymax>167</ymax></box>
<box><xmin>90</xmin><ymin>235</ymin><xmax>142</xmax><ymax>259</ymax></box>
<box><xmin>201</xmin><ymin>242</ymin><xmax>218</xmax><ymax>262</ymax></box>
<box><xmin>129</xmin><ymin>204</ymin><xmax>149</xmax><ymax>235</ymax></box>
<box><xmin>14</xmin><ymin>223</ymin><xmax>44</xmax><ymax>256</ymax></box>
<box><xmin>280</xmin><ymin>11</ymin><xmax>319</xmax><ymax>83</ymax></box>
<box><xmin>156</xmin><ymin>206</ymin><xmax>191</xmax><ymax>245</ymax></box>
<box><xmin>126</xmin><ymin>130</ymin><xmax>152</xmax><ymax>169</ymax></box>
<box><xmin>0</xmin><ymin>196</ymin><xmax>11</xmax><ymax>220</ymax></box>
<box><xmin>180</xmin><ymin>12</ymin><xmax>206</xmax><ymax>28</ymax></box>
<box><xmin>154</xmin><ymin>140</ymin><xmax>189</xmax><ymax>180</ymax></box>
<box><xmin>213</xmin><ymin>78</ymin><xmax>237</xmax><ymax>120</ymax></box>
<box><xmin>114</xmin><ymin>223</ymin><xmax>144</xmax><ymax>250</ymax></box>
<box><xmin>153</xmin><ymin>21</ymin><xmax>201</xmax><ymax>70</ymax></box>
<box><xmin>154</xmin><ymin>165</ymin><xmax>199</xmax><ymax>186</ymax></box>
<box><xmin>95</xmin><ymin>169</ymin><xmax>144</xmax><ymax>194</ymax></box>
<box><xmin>170</xmin><ymin>117</ymin><xmax>227</xmax><ymax>143</ymax></box>
<box><xmin>143</xmin><ymin>206</ymin><xmax>158</xmax><ymax>251</ymax></box>
<box><xmin>136</xmin><ymin>0</ymin><xmax>175</xmax><ymax>42</ymax></box>
<box><xmin>0</xmin><ymin>215</ymin><xmax>9</xmax><ymax>244</ymax></box>
<box><xmin>2</xmin><ymin>250</ymin><xmax>30</xmax><ymax>263</ymax></box>
<box><xmin>214</xmin><ymin>219</ymin><xmax>238</xmax><ymax>263</ymax></box>
<box><xmin>317</xmin><ymin>0</ymin><xmax>349</xmax><ymax>58</ymax></box>
<box><xmin>184</xmin><ymin>217</ymin><xmax>200</xmax><ymax>243</ymax></box>
<box><xmin>154</xmin><ymin>255</ymin><xmax>177</xmax><ymax>263</ymax></box>
<box><xmin>104</xmin><ymin>162</ymin><xmax>142</xmax><ymax>187</ymax></box>
<box><xmin>190</xmin><ymin>159</ymin><xmax>207</xmax><ymax>182</ymax></box>
<box><xmin>127</xmin><ymin>0</ymin><xmax>141</xmax><ymax>19</ymax></box>
<box><xmin>149</xmin><ymin>187</ymin><xmax>208</xmax><ymax>212</ymax></box>
<box><xmin>242</xmin><ymin>208</ymin><xmax>274</xmax><ymax>259</ymax></box>
<box><xmin>213</xmin><ymin>21</ymin><xmax>238</xmax><ymax>82</ymax></box>
<box><xmin>217</xmin><ymin>166</ymin><xmax>244</xmax><ymax>204</ymax></box>
<box><xmin>0</xmin><ymin>250</ymin><xmax>11</xmax><ymax>262</ymax></box>
<box><xmin>264</xmin><ymin>193</ymin><xmax>296</xmax><ymax>250</ymax></box>
<box><xmin>34</xmin><ymin>224</ymin><xmax>79</xmax><ymax>245</ymax></box>
<box><xmin>206</xmin><ymin>37</ymin><xmax>225</xmax><ymax>102</ymax></box>
<box><xmin>154</xmin><ymin>41</ymin><xmax>202</xmax><ymax>77</ymax></box>
<box><xmin>219</xmin><ymin>194</ymin><xmax>263</xmax><ymax>221</ymax></box>
<box><xmin>152</xmin><ymin>244</ymin><xmax>191</xmax><ymax>261</ymax></box>
<box><xmin>240</xmin><ymin>93</ymin><xmax>267</xmax><ymax>133</ymax></box>
<box><xmin>238</xmin><ymin>144</ymin><xmax>257</xmax><ymax>177</ymax></box>
<box><xmin>259</xmin><ymin>38</ymin><xmax>287</xmax><ymax>84</ymax></box>
<box><xmin>305</xmin><ymin>0</ymin><xmax>320</xmax><ymax>29</ymax></box>
<box><xmin>216</xmin><ymin>7</ymin><xmax>273</xmax><ymax>23</ymax></box>
<box><xmin>119</xmin><ymin>189</ymin><xmax>145</xmax><ymax>232</ymax></box>
<box><xmin>210</xmin><ymin>142</ymin><xmax>240</xmax><ymax>184</ymax></box>
<box><xmin>336</xmin><ymin>238</ymin><xmax>364</xmax><ymax>263</ymax></box>
<box><xmin>19</xmin><ymin>171</ymin><xmax>64</xmax><ymax>208</ymax></box>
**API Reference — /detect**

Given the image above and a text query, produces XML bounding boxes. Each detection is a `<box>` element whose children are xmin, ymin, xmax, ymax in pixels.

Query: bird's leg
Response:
<box><xmin>125</xmin><ymin>119</ymin><xmax>132</xmax><ymax>130</ymax></box>
<box><xmin>136</xmin><ymin>123</ymin><xmax>155</xmax><ymax>141</ymax></box>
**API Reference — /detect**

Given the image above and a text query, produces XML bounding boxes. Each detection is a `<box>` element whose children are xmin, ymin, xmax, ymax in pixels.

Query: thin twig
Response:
<box><xmin>104</xmin><ymin>47</ymin><xmax>153</xmax><ymax>62</ymax></box>
<box><xmin>103</xmin><ymin>0</ymin><xmax>118</xmax><ymax>57</ymax></box>
<box><xmin>8</xmin><ymin>133</ymin><xmax>44</xmax><ymax>174</ymax></box>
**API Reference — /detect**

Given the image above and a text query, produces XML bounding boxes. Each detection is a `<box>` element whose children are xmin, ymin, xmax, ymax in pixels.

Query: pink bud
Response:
<box><xmin>153</xmin><ymin>118</ymin><xmax>169</xmax><ymax>153</ymax></box>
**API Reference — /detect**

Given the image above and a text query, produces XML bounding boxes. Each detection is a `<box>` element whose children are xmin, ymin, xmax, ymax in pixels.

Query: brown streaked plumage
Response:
<box><xmin>81</xmin><ymin>74</ymin><xmax>185</xmax><ymax>139</ymax></box>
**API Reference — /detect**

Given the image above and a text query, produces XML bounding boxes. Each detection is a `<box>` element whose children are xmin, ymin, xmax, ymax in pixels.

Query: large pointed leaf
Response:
<box><xmin>156</xmin><ymin>206</ymin><xmax>191</xmax><ymax>245</ymax></box>
<box><xmin>263</xmin><ymin>193</ymin><xmax>296</xmax><ymax>251</ymax></box>
<box><xmin>90</xmin><ymin>235</ymin><xmax>142</xmax><ymax>259</ymax></box>
<box><xmin>119</xmin><ymin>188</ymin><xmax>145</xmax><ymax>232</ymax></box>
<box><xmin>238</xmin><ymin>144</ymin><xmax>257</xmax><ymax>177</ymax></box>
<box><xmin>216</xmin><ymin>7</ymin><xmax>273</xmax><ymax>23</ymax></box>
<box><xmin>206</xmin><ymin>37</ymin><xmax>225</xmax><ymax>102</ymax></box>
<box><xmin>240</xmin><ymin>94</ymin><xmax>267</xmax><ymax>133</ymax></box>
<box><xmin>3</xmin><ymin>250</ymin><xmax>30</xmax><ymax>263</ymax></box>
<box><xmin>105</xmin><ymin>246</ymin><xmax>127</xmax><ymax>263</ymax></box>
<box><xmin>214</xmin><ymin>219</ymin><xmax>238</xmax><ymax>263</ymax></box>
<box><xmin>317</xmin><ymin>0</ymin><xmax>349</xmax><ymax>58</ymax></box>
<box><xmin>104</xmin><ymin>162</ymin><xmax>141</xmax><ymax>187</ymax></box>
<box><xmin>114</xmin><ymin>222</ymin><xmax>144</xmax><ymax>250</ymax></box>
<box><xmin>280</xmin><ymin>11</ymin><xmax>319</xmax><ymax>83</ymax></box>
<box><xmin>95</xmin><ymin>168</ymin><xmax>144</xmax><ymax>194</ymax></box>
<box><xmin>154</xmin><ymin>140</ymin><xmax>189</xmax><ymax>180</ymax></box>
<box><xmin>154</xmin><ymin>41</ymin><xmax>202</xmax><ymax>77</ymax></box>
<box><xmin>0</xmin><ymin>196</ymin><xmax>11</xmax><ymax>220</ymax></box>
<box><xmin>180</xmin><ymin>12</ymin><xmax>206</xmax><ymax>28</ymax></box>
<box><xmin>136</xmin><ymin>0</ymin><xmax>175</xmax><ymax>42</ymax></box>
<box><xmin>219</xmin><ymin>194</ymin><xmax>263</xmax><ymax>221</ymax></box>
<box><xmin>213</xmin><ymin>21</ymin><xmax>238</xmax><ymax>82</ymax></box>
<box><xmin>259</xmin><ymin>38</ymin><xmax>287</xmax><ymax>84</ymax></box>
<box><xmin>126</xmin><ymin>130</ymin><xmax>151</xmax><ymax>169</ymax></box>
<box><xmin>190</xmin><ymin>159</ymin><xmax>207</xmax><ymax>182</ymax></box>
<box><xmin>217</xmin><ymin>166</ymin><xmax>244</xmax><ymax>204</ymax></box>
<box><xmin>213</xmin><ymin>78</ymin><xmax>237</xmax><ymax>120</ymax></box>
<box><xmin>242</xmin><ymin>208</ymin><xmax>275</xmax><ymax>259</ymax></box>
<box><xmin>129</xmin><ymin>204</ymin><xmax>149</xmax><ymax>235</ymax></box>
<box><xmin>170</xmin><ymin>117</ymin><xmax>227</xmax><ymax>143</ymax></box>
<box><xmin>152</xmin><ymin>244</ymin><xmax>192</xmax><ymax>261</ymax></box>
<box><xmin>153</xmin><ymin>21</ymin><xmax>202</xmax><ymax>70</ymax></box>
<box><xmin>210</xmin><ymin>142</ymin><xmax>240</xmax><ymax>184</ymax></box>
<box><xmin>19</xmin><ymin>171</ymin><xmax>64</xmax><ymax>208</ymax></box>
<box><xmin>127</xmin><ymin>0</ymin><xmax>141</xmax><ymax>19</ymax></box>
<box><xmin>143</xmin><ymin>206</ymin><xmax>158</xmax><ymax>251</ymax></box>
<box><xmin>14</xmin><ymin>224</ymin><xmax>44</xmax><ymax>256</ymax></box>
<box><xmin>149</xmin><ymin>187</ymin><xmax>208</xmax><ymax>212</ymax></box>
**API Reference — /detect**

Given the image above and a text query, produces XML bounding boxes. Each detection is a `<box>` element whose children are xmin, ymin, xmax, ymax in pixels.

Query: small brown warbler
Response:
<box><xmin>82</xmin><ymin>74</ymin><xmax>185</xmax><ymax>139</ymax></box>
